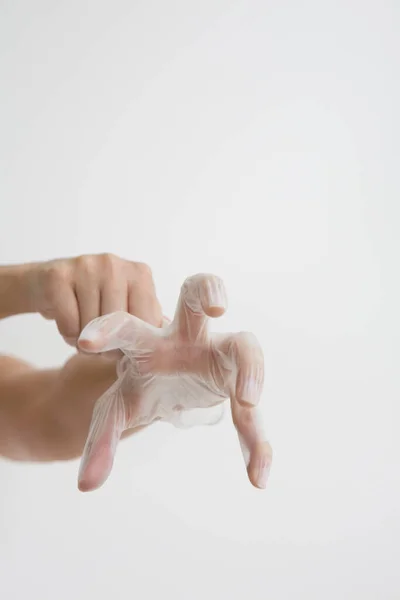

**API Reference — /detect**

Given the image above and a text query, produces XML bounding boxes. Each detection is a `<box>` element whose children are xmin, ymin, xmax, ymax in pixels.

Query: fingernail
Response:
<box><xmin>257</xmin><ymin>461</ymin><xmax>271</xmax><ymax>489</ymax></box>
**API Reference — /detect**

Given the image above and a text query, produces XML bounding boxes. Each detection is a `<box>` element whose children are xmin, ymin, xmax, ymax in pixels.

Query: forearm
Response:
<box><xmin>0</xmin><ymin>362</ymin><xmax>58</xmax><ymax>460</ymax></box>
<box><xmin>0</xmin><ymin>264</ymin><xmax>36</xmax><ymax>319</ymax></box>
<box><xmin>0</xmin><ymin>354</ymin><xmax>117</xmax><ymax>461</ymax></box>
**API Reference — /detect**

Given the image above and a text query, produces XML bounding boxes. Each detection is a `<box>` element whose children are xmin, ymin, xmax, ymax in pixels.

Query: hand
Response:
<box><xmin>77</xmin><ymin>274</ymin><xmax>272</xmax><ymax>492</ymax></box>
<box><xmin>28</xmin><ymin>254</ymin><xmax>162</xmax><ymax>346</ymax></box>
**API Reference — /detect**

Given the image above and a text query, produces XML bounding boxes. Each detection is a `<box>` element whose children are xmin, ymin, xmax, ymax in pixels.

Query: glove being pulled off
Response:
<box><xmin>77</xmin><ymin>274</ymin><xmax>272</xmax><ymax>492</ymax></box>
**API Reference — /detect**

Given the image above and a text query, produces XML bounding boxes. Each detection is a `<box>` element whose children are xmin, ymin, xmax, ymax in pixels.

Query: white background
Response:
<box><xmin>0</xmin><ymin>1</ymin><xmax>399</xmax><ymax>598</ymax></box>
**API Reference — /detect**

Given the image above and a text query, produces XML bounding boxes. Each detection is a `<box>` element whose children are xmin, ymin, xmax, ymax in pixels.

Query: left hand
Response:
<box><xmin>77</xmin><ymin>274</ymin><xmax>273</xmax><ymax>492</ymax></box>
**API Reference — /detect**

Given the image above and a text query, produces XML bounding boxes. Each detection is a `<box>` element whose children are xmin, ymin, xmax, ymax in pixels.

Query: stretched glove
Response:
<box><xmin>77</xmin><ymin>274</ymin><xmax>272</xmax><ymax>492</ymax></box>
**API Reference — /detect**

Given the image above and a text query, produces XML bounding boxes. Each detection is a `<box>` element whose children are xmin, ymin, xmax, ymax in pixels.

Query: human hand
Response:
<box><xmin>28</xmin><ymin>254</ymin><xmax>162</xmax><ymax>346</ymax></box>
<box><xmin>77</xmin><ymin>274</ymin><xmax>272</xmax><ymax>492</ymax></box>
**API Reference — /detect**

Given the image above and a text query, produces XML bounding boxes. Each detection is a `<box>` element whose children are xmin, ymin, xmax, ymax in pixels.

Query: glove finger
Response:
<box><xmin>230</xmin><ymin>397</ymin><xmax>272</xmax><ymax>490</ymax></box>
<box><xmin>78</xmin><ymin>383</ymin><xmax>126</xmax><ymax>492</ymax></box>
<box><xmin>78</xmin><ymin>311</ymin><xmax>152</xmax><ymax>353</ymax></box>
<box><xmin>233</xmin><ymin>331</ymin><xmax>264</xmax><ymax>407</ymax></box>
<box><xmin>172</xmin><ymin>274</ymin><xmax>227</xmax><ymax>342</ymax></box>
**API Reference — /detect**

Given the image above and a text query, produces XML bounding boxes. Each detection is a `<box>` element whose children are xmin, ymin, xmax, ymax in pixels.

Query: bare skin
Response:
<box><xmin>0</xmin><ymin>254</ymin><xmax>271</xmax><ymax>489</ymax></box>
<box><xmin>0</xmin><ymin>254</ymin><xmax>161</xmax><ymax>461</ymax></box>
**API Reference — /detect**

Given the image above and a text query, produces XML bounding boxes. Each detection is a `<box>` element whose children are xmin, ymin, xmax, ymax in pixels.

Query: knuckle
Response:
<box><xmin>230</xmin><ymin>332</ymin><xmax>264</xmax><ymax>369</ymax></box>
<box><xmin>74</xmin><ymin>253</ymin><xmax>121</xmax><ymax>278</ymax></box>
<box><xmin>135</xmin><ymin>262</ymin><xmax>153</xmax><ymax>283</ymax></box>
<box><xmin>236</xmin><ymin>331</ymin><xmax>257</xmax><ymax>345</ymax></box>
<box><xmin>75</xmin><ymin>254</ymin><xmax>97</xmax><ymax>275</ymax></box>
<box><xmin>99</xmin><ymin>253</ymin><xmax>121</xmax><ymax>279</ymax></box>
<box><xmin>235</xmin><ymin>331</ymin><xmax>262</xmax><ymax>354</ymax></box>
<box><xmin>42</xmin><ymin>263</ymin><xmax>68</xmax><ymax>299</ymax></box>
<box><xmin>100</xmin><ymin>252</ymin><xmax>118</xmax><ymax>267</ymax></box>
<box><xmin>181</xmin><ymin>276</ymin><xmax>203</xmax><ymax>312</ymax></box>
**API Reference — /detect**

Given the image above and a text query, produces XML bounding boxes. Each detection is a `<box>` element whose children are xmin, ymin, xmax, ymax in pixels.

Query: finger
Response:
<box><xmin>173</xmin><ymin>274</ymin><xmax>227</xmax><ymax>342</ymax></box>
<box><xmin>233</xmin><ymin>332</ymin><xmax>264</xmax><ymax>407</ymax></box>
<box><xmin>63</xmin><ymin>336</ymin><xmax>80</xmax><ymax>348</ymax></box>
<box><xmin>78</xmin><ymin>311</ymin><xmax>153</xmax><ymax>354</ymax></box>
<box><xmin>76</xmin><ymin>278</ymin><xmax>101</xmax><ymax>332</ymax></box>
<box><xmin>78</xmin><ymin>383</ymin><xmax>126</xmax><ymax>492</ymax></box>
<box><xmin>128</xmin><ymin>281</ymin><xmax>163</xmax><ymax>327</ymax></box>
<box><xmin>100</xmin><ymin>279</ymin><xmax>128</xmax><ymax>316</ymax></box>
<box><xmin>230</xmin><ymin>400</ymin><xmax>273</xmax><ymax>489</ymax></box>
<box><xmin>99</xmin><ymin>283</ymin><xmax>129</xmax><ymax>359</ymax></box>
<box><xmin>225</xmin><ymin>331</ymin><xmax>271</xmax><ymax>488</ymax></box>
<box><xmin>211</xmin><ymin>331</ymin><xmax>264</xmax><ymax>405</ymax></box>
<box><xmin>54</xmin><ymin>284</ymin><xmax>80</xmax><ymax>344</ymax></box>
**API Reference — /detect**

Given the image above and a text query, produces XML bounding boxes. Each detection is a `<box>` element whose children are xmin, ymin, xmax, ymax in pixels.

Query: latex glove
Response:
<box><xmin>77</xmin><ymin>274</ymin><xmax>272</xmax><ymax>492</ymax></box>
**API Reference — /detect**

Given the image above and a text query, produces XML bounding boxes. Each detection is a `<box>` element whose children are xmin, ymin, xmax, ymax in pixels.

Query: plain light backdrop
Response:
<box><xmin>0</xmin><ymin>1</ymin><xmax>399</xmax><ymax>599</ymax></box>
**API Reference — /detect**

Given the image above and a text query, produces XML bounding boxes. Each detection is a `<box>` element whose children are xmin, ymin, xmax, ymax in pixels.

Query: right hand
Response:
<box><xmin>28</xmin><ymin>253</ymin><xmax>162</xmax><ymax>347</ymax></box>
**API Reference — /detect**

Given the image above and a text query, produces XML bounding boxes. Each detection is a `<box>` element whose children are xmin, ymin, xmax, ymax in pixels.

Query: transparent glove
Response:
<box><xmin>77</xmin><ymin>274</ymin><xmax>272</xmax><ymax>492</ymax></box>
